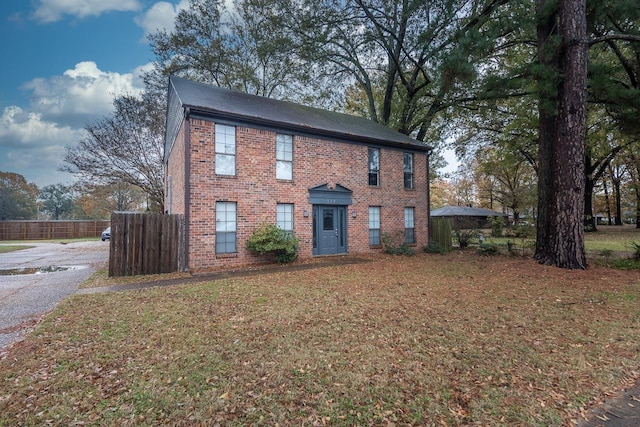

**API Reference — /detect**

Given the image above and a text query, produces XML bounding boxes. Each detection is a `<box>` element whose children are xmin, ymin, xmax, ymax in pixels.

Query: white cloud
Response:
<box><xmin>1</xmin><ymin>62</ymin><xmax>147</xmax><ymax>187</ymax></box>
<box><xmin>32</xmin><ymin>0</ymin><xmax>141</xmax><ymax>23</ymax></box>
<box><xmin>22</xmin><ymin>61</ymin><xmax>144</xmax><ymax>127</ymax></box>
<box><xmin>0</xmin><ymin>106</ymin><xmax>82</xmax><ymax>149</ymax></box>
<box><xmin>135</xmin><ymin>0</ymin><xmax>189</xmax><ymax>38</ymax></box>
<box><xmin>0</xmin><ymin>106</ymin><xmax>84</xmax><ymax>186</ymax></box>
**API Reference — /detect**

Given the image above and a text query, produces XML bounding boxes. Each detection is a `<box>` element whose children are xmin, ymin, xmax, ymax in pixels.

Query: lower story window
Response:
<box><xmin>369</xmin><ymin>206</ymin><xmax>381</xmax><ymax>245</ymax></box>
<box><xmin>404</xmin><ymin>207</ymin><xmax>415</xmax><ymax>244</ymax></box>
<box><xmin>216</xmin><ymin>201</ymin><xmax>237</xmax><ymax>253</ymax></box>
<box><xmin>277</xmin><ymin>203</ymin><xmax>294</xmax><ymax>234</ymax></box>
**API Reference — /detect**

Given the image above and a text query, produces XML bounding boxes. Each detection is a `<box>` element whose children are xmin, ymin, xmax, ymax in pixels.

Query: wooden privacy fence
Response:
<box><xmin>0</xmin><ymin>220</ymin><xmax>110</xmax><ymax>240</ymax></box>
<box><xmin>429</xmin><ymin>217</ymin><xmax>453</xmax><ymax>253</ymax></box>
<box><xmin>109</xmin><ymin>212</ymin><xmax>186</xmax><ymax>277</ymax></box>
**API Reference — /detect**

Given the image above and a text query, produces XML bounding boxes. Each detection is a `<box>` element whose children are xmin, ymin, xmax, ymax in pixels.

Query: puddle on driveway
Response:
<box><xmin>0</xmin><ymin>266</ymin><xmax>88</xmax><ymax>276</ymax></box>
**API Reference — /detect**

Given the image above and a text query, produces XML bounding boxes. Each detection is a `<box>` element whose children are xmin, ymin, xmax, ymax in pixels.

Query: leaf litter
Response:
<box><xmin>1</xmin><ymin>251</ymin><xmax>640</xmax><ymax>425</ymax></box>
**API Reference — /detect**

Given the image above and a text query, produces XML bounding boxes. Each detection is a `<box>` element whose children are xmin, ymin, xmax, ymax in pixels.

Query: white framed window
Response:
<box><xmin>369</xmin><ymin>206</ymin><xmax>381</xmax><ymax>246</ymax></box>
<box><xmin>368</xmin><ymin>147</ymin><xmax>380</xmax><ymax>186</ymax></box>
<box><xmin>403</xmin><ymin>152</ymin><xmax>414</xmax><ymax>189</ymax></box>
<box><xmin>276</xmin><ymin>203</ymin><xmax>294</xmax><ymax>234</ymax></box>
<box><xmin>404</xmin><ymin>207</ymin><xmax>415</xmax><ymax>244</ymax></box>
<box><xmin>215</xmin><ymin>124</ymin><xmax>236</xmax><ymax>176</ymax></box>
<box><xmin>216</xmin><ymin>201</ymin><xmax>237</xmax><ymax>253</ymax></box>
<box><xmin>276</xmin><ymin>134</ymin><xmax>293</xmax><ymax>180</ymax></box>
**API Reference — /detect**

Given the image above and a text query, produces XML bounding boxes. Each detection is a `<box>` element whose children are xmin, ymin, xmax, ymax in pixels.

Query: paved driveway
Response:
<box><xmin>0</xmin><ymin>241</ymin><xmax>109</xmax><ymax>349</ymax></box>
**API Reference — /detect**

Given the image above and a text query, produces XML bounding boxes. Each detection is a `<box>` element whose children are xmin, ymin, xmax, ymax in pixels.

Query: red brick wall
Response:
<box><xmin>181</xmin><ymin>118</ymin><xmax>428</xmax><ymax>273</ymax></box>
<box><xmin>165</xmin><ymin>120</ymin><xmax>186</xmax><ymax>215</ymax></box>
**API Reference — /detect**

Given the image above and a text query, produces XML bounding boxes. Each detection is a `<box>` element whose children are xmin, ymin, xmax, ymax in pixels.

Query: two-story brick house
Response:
<box><xmin>164</xmin><ymin>76</ymin><xmax>432</xmax><ymax>272</ymax></box>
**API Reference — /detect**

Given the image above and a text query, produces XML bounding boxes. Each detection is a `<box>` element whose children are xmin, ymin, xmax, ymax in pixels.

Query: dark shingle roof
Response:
<box><xmin>165</xmin><ymin>76</ymin><xmax>431</xmax><ymax>159</ymax></box>
<box><xmin>431</xmin><ymin>206</ymin><xmax>508</xmax><ymax>217</ymax></box>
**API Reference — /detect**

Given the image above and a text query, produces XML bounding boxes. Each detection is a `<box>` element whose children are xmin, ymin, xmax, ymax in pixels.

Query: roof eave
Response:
<box><xmin>186</xmin><ymin>106</ymin><xmax>432</xmax><ymax>152</ymax></box>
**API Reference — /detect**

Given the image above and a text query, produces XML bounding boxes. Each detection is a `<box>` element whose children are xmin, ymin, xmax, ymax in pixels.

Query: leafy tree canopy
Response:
<box><xmin>0</xmin><ymin>171</ymin><xmax>39</xmax><ymax>220</ymax></box>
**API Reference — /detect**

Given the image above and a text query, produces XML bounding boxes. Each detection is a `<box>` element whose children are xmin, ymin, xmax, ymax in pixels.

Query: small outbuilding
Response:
<box><xmin>431</xmin><ymin>206</ymin><xmax>508</xmax><ymax>229</ymax></box>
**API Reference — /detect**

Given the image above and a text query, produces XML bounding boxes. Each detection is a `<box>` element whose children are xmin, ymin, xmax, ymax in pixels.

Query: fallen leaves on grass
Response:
<box><xmin>1</xmin><ymin>251</ymin><xmax>640</xmax><ymax>426</ymax></box>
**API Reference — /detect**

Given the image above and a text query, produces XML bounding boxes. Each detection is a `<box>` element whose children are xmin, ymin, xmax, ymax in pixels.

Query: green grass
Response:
<box><xmin>1</xmin><ymin>253</ymin><xmax>640</xmax><ymax>425</ymax></box>
<box><xmin>0</xmin><ymin>237</ymin><xmax>100</xmax><ymax>244</ymax></box>
<box><xmin>0</xmin><ymin>245</ymin><xmax>34</xmax><ymax>254</ymax></box>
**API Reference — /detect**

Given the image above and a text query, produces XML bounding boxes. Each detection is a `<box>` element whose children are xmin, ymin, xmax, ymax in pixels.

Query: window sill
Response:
<box><xmin>216</xmin><ymin>252</ymin><xmax>238</xmax><ymax>259</ymax></box>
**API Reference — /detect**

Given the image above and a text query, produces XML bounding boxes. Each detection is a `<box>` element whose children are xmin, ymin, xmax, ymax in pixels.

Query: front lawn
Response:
<box><xmin>1</xmin><ymin>252</ymin><xmax>639</xmax><ymax>425</ymax></box>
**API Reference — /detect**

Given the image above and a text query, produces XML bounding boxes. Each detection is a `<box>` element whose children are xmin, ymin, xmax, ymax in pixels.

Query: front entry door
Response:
<box><xmin>320</xmin><ymin>207</ymin><xmax>338</xmax><ymax>254</ymax></box>
<box><xmin>315</xmin><ymin>205</ymin><xmax>347</xmax><ymax>255</ymax></box>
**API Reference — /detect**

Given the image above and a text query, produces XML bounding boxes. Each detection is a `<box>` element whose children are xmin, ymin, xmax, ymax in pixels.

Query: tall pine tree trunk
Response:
<box><xmin>535</xmin><ymin>0</ymin><xmax>587</xmax><ymax>269</ymax></box>
<box><xmin>535</xmin><ymin>0</ymin><xmax>559</xmax><ymax>263</ymax></box>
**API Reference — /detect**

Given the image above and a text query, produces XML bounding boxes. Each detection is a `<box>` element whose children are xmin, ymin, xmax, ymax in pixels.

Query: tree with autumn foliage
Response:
<box><xmin>0</xmin><ymin>171</ymin><xmax>39</xmax><ymax>220</ymax></box>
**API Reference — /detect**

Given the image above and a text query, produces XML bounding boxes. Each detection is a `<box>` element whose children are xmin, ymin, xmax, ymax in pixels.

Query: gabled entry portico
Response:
<box><xmin>309</xmin><ymin>184</ymin><xmax>352</xmax><ymax>256</ymax></box>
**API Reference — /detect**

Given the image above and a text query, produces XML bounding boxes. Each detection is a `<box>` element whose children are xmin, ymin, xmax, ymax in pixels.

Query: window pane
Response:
<box><xmin>404</xmin><ymin>207</ymin><xmax>415</xmax><ymax>244</ymax></box>
<box><xmin>404</xmin><ymin>153</ymin><xmax>414</xmax><ymax>189</ymax></box>
<box><xmin>215</xmin><ymin>154</ymin><xmax>236</xmax><ymax>176</ymax></box>
<box><xmin>405</xmin><ymin>228</ymin><xmax>415</xmax><ymax>244</ymax></box>
<box><xmin>277</xmin><ymin>204</ymin><xmax>293</xmax><ymax>232</ymax></box>
<box><xmin>216</xmin><ymin>232</ymin><xmax>236</xmax><ymax>253</ymax></box>
<box><xmin>276</xmin><ymin>134</ymin><xmax>293</xmax><ymax>161</ymax></box>
<box><xmin>215</xmin><ymin>124</ymin><xmax>236</xmax><ymax>176</ymax></box>
<box><xmin>368</xmin><ymin>206</ymin><xmax>380</xmax><ymax>228</ymax></box>
<box><xmin>276</xmin><ymin>134</ymin><xmax>293</xmax><ymax>180</ymax></box>
<box><xmin>216</xmin><ymin>201</ymin><xmax>237</xmax><ymax>253</ymax></box>
<box><xmin>323</xmin><ymin>209</ymin><xmax>334</xmax><ymax>230</ymax></box>
<box><xmin>368</xmin><ymin>148</ymin><xmax>379</xmax><ymax>186</ymax></box>
<box><xmin>404</xmin><ymin>207</ymin><xmax>415</xmax><ymax>228</ymax></box>
<box><xmin>215</xmin><ymin>125</ymin><xmax>236</xmax><ymax>154</ymax></box>
<box><xmin>403</xmin><ymin>153</ymin><xmax>413</xmax><ymax>173</ymax></box>
<box><xmin>369</xmin><ymin>229</ymin><xmax>381</xmax><ymax>246</ymax></box>
<box><xmin>216</xmin><ymin>202</ymin><xmax>237</xmax><ymax>232</ymax></box>
<box><xmin>276</xmin><ymin>160</ymin><xmax>292</xmax><ymax>180</ymax></box>
<box><xmin>369</xmin><ymin>206</ymin><xmax>380</xmax><ymax>245</ymax></box>
<box><xmin>404</xmin><ymin>173</ymin><xmax>414</xmax><ymax>189</ymax></box>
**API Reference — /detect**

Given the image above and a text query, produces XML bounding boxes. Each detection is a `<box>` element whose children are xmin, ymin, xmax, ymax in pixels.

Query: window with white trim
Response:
<box><xmin>369</xmin><ymin>206</ymin><xmax>381</xmax><ymax>246</ymax></box>
<box><xmin>276</xmin><ymin>134</ymin><xmax>293</xmax><ymax>180</ymax></box>
<box><xmin>216</xmin><ymin>202</ymin><xmax>237</xmax><ymax>253</ymax></box>
<box><xmin>215</xmin><ymin>124</ymin><xmax>236</xmax><ymax>176</ymax></box>
<box><xmin>276</xmin><ymin>203</ymin><xmax>294</xmax><ymax>234</ymax></box>
<box><xmin>404</xmin><ymin>207</ymin><xmax>415</xmax><ymax>244</ymax></box>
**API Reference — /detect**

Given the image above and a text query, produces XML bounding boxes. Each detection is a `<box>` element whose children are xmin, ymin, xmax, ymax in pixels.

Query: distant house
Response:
<box><xmin>164</xmin><ymin>77</ymin><xmax>432</xmax><ymax>273</ymax></box>
<box><xmin>431</xmin><ymin>206</ymin><xmax>507</xmax><ymax>229</ymax></box>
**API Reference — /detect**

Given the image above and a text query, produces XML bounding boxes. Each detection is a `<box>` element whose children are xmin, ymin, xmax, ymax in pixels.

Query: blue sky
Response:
<box><xmin>0</xmin><ymin>0</ymin><xmax>458</xmax><ymax>190</ymax></box>
<box><xmin>0</xmin><ymin>0</ymin><xmax>189</xmax><ymax>188</ymax></box>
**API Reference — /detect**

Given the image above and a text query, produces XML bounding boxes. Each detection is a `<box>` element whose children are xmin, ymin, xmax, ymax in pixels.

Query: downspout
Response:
<box><xmin>426</xmin><ymin>149</ymin><xmax>432</xmax><ymax>244</ymax></box>
<box><xmin>184</xmin><ymin>107</ymin><xmax>191</xmax><ymax>272</ymax></box>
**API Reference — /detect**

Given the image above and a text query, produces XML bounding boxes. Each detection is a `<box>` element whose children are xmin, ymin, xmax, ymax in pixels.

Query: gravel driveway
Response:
<box><xmin>0</xmin><ymin>241</ymin><xmax>109</xmax><ymax>350</ymax></box>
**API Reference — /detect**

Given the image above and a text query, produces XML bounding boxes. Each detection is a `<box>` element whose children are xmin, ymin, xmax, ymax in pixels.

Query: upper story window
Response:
<box><xmin>404</xmin><ymin>207</ymin><xmax>415</xmax><ymax>244</ymax></box>
<box><xmin>216</xmin><ymin>201</ymin><xmax>237</xmax><ymax>253</ymax></box>
<box><xmin>276</xmin><ymin>134</ymin><xmax>293</xmax><ymax>180</ymax></box>
<box><xmin>276</xmin><ymin>203</ymin><xmax>294</xmax><ymax>234</ymax></box>
<box><xmin>215</xmin><ymin>124</ymin><xmax>236</xmax><ymax>176</ymax></box>
<box><xmin>368</xmin><ymin>147</ymin><xmax>380</xmax><ymax>186</ymax></box>
<box><xmin>403</xmin><ymin>152</ymin><xmax>414</xmax><ymax>189</ymax></box>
